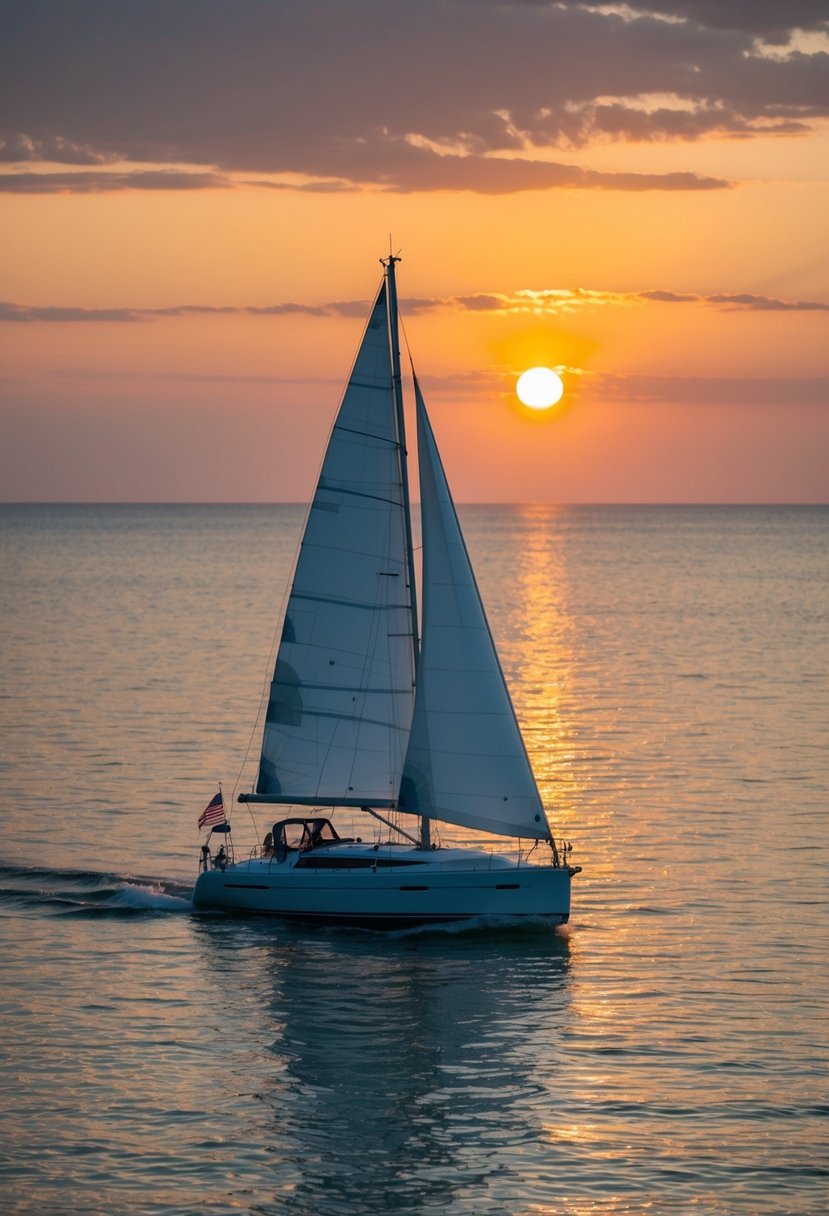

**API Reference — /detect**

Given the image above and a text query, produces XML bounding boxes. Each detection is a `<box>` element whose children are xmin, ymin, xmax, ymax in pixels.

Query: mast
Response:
<box><xmin>383</xmin><ymin>254</ymin><xmax>420</xmax><ymax>665</ymax></box>
<box><xmin>383</xmin><ymin>253</ymin><xmax>430</xmax><ymax>848</ymax></box>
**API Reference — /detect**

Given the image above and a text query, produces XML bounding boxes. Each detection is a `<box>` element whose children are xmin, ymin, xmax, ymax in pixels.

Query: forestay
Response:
<box><xmin>399</xmin><ymin>379</ymin><xmax>551</xmax><ymax>840</ymax></box>
<box><xmin>257</xmin><ymin>283</ymin><xmax>417</xmax><ymax>806</ymax></box>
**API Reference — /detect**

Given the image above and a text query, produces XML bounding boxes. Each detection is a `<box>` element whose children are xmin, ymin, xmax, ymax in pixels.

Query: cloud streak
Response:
<box><xmin>0</xmin><ymin>132</ymin><xmax>116</xmax><ymax>165</ymax></box>
<box><xmin>14</xmin><ymin>360</ymin><xmax>829</xmax><ymax>409</ymax></box>
<box><xmin>584</xmin><ymin>2</ymin><xmax>829</xmax><ymax>39</ymax></box>
<box><xmin>580</xmin><ymin>372</ymin><xmax>829</xmax><ymax>407</ymax></box>
<box><xmin>703</xmin><ymin>292</ymin><xmax>829</xmax><ymax>311</ymax></box>
<box><xmin>0</xmin><ymin>169</ymin><xmax>232</xmax><ymax>193</ymax></box>
<box><xmin>450</xmin><ymin>288</ymin><xmax>829</xmax><ymax>314</ymax></box>
<box><xmin>3</xmin><ymin>288</ymin><xmax>828</xmax><ymax>324</ymax></box>
<box><xmin>0</xmin><ymin>159</ymin><xmax>729</xmax><ymax>195</ymax></box>
<box><xmin>423</xmin><ymin>368</ymin><xmax>829</xmax><ymax>407</ymax></box>
<box><xmin>0</xmin><ymin>301</ymin><xmax>329</xmax><ymax>322</ymax></box>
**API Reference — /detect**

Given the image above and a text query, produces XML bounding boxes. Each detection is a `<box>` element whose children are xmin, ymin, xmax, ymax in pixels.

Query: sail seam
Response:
<box><xmin>344</xmin><ymin>379</ymin><xmax>393</xmax><ymax>394</ymax></box>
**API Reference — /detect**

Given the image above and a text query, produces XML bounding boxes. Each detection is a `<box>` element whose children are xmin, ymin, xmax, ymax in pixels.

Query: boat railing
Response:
<box><xmin>199</xmin><ymin>842</ymin><xmax>236</xmax><ymax>872</ymax></box>
<box><xmin>514</xmin><ymin>838</ymin><xmax>577</xmax><ymax>868</ymax></box>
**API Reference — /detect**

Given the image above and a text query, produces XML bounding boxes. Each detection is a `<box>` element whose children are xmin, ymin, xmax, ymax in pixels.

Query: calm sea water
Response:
<box><xmin>0</xmin><ymin>503</ymin><xmax>826</xmax><ymax>1215</ymax></box>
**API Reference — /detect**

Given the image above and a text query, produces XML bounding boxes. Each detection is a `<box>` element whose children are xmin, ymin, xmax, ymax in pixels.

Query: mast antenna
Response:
<box><xmin>381</xmin><ymin>235</ymin><xmax>403</xmax><ymax>268</ymax></box>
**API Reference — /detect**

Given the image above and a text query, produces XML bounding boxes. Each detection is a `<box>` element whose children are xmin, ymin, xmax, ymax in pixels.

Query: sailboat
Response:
<box><xmin>192</xmin><ymin>255</ymin><xmax>579</xmax><ymax>928</ymax></box>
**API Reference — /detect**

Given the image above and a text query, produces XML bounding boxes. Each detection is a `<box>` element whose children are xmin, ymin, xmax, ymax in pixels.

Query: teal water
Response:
<box><xmin>1</xmin><ymin>504</ymin><xmax>827</xmax><ymax>1215</ymax></box>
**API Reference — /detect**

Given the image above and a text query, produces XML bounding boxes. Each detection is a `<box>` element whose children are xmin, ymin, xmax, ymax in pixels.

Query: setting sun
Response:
<box><xmin>516</xmin><ymin>366</ymin><xmax>565</xmax><ymax>410</ymax></box>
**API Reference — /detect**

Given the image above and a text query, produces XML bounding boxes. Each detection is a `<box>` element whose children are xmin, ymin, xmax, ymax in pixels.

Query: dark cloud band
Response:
<box><xmin>0</xmin><ymin>1</ymin><xmax>825</xmax><ymax>194</ymax></box>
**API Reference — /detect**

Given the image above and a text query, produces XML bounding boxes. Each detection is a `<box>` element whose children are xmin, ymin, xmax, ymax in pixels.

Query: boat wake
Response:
<box><xmin>0</xmin><ymin>861</ymin><xmax>193</xmax><ymax>917</ymax></box>
<box><xmin>385</xmin><ymin>913</ymin><xmax>570</xmax><ymax>940</ymax></box>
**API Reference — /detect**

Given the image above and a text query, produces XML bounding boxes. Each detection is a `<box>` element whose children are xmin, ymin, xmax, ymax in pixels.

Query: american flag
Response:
<box><xmin>198</xmin><ymin>791</ymin><xmax>226</xmax><ymax>831</ymax></box>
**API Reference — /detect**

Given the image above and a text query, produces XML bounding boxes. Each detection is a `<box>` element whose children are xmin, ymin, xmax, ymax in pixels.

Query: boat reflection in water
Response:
<box><xmin>195</xmin><ymin>917</ymin><xmax>572</xmax><ymax>1215</ymax></box>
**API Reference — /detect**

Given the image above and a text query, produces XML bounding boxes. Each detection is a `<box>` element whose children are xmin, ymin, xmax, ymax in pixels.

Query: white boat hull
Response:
<box><xmin>192</xmin><ymin>843</ymin><xmax>572</xmax><ymax>929</ymax></box>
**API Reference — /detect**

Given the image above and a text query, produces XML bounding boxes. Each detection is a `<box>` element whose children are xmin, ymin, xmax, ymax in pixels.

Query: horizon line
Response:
<box><xmin>2</xmin><ymin>500</ymin><xmax>827</xmax><ymax>509</ymax></box>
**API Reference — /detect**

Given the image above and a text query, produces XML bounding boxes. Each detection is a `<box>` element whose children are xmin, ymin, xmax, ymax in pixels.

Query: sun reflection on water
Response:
<box><xmin>467</xmin><ymin>504</ymin><xmax>610</xmax><ymax>873</ymax></box>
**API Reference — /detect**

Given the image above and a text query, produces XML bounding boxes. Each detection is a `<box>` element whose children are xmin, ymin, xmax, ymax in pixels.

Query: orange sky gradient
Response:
<box><xmin>1</xmin><ymin>1</ymin><xmax>828</xmax><ymax>502</ymax></box>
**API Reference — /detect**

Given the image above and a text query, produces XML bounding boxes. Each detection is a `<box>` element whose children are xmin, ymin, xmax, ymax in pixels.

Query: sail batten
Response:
<box><xmin>320</xmin><ymin>488</ymin><xmax>404</xmax><ymax>507</ymax></box>
<box><xmin>333</xmin><ymin>425</ymin><xmax>400</xmax><ymax>444</ymax></box>
<box><xmin>290</xmin><ymin>593</ymin><xmax>411</xmax><ymax>611</ymax></box>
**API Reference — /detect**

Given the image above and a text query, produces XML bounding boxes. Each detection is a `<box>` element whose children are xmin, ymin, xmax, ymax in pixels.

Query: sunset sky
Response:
<box><xmin>1</xmin><ymin>0</ymin><xmax>828</xmax><ymax>502</ymax></box>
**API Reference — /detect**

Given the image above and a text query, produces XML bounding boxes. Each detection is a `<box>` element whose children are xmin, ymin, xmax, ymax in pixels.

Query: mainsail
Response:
<box><xmin>256</xmin><ymin>282</ymin><xmax>417</xmax><ymax>806</ymax></box>
<box><xmin>399</xmin><ymin>378</ymin><xmax>551</xmax><ymax>840</ymax></box>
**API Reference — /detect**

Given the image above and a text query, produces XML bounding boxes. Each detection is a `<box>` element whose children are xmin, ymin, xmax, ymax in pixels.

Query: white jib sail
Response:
<box><xmin>400</xmin><ymin>379</ymin><xmax>551</xmax><ymax>840</ymax></box>
<box><xmin>257</xmin><ymin>282</ymin><xmax>416</xmax><ymax>805</ymax></box>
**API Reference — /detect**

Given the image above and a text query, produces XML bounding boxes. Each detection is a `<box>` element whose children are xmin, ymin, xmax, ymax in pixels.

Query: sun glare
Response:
<box><xmin>516</xmin><ymin>367</ymin><xmax>565</xmax><ymax>410</ymax></box>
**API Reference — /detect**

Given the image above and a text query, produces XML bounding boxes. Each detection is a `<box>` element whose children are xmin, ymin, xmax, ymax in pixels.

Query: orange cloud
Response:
<box><xmin>3</xmin><ymin>288</ymin><xmax>827</xmax><ymax>324</ymax></box>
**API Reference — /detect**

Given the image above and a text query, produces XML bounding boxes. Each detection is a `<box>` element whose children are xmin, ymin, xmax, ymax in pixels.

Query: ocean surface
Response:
<box><xmin>0</xmin><ymin>503</ymin><xmax>826</xmax><ymax>1215</ymax></box>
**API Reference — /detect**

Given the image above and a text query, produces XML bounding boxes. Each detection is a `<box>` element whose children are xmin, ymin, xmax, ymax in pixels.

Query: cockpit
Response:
<box><xmin>270</xmin><ymin>817</ymin><xmax>341</xmax><ymax>862</ymax></box>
